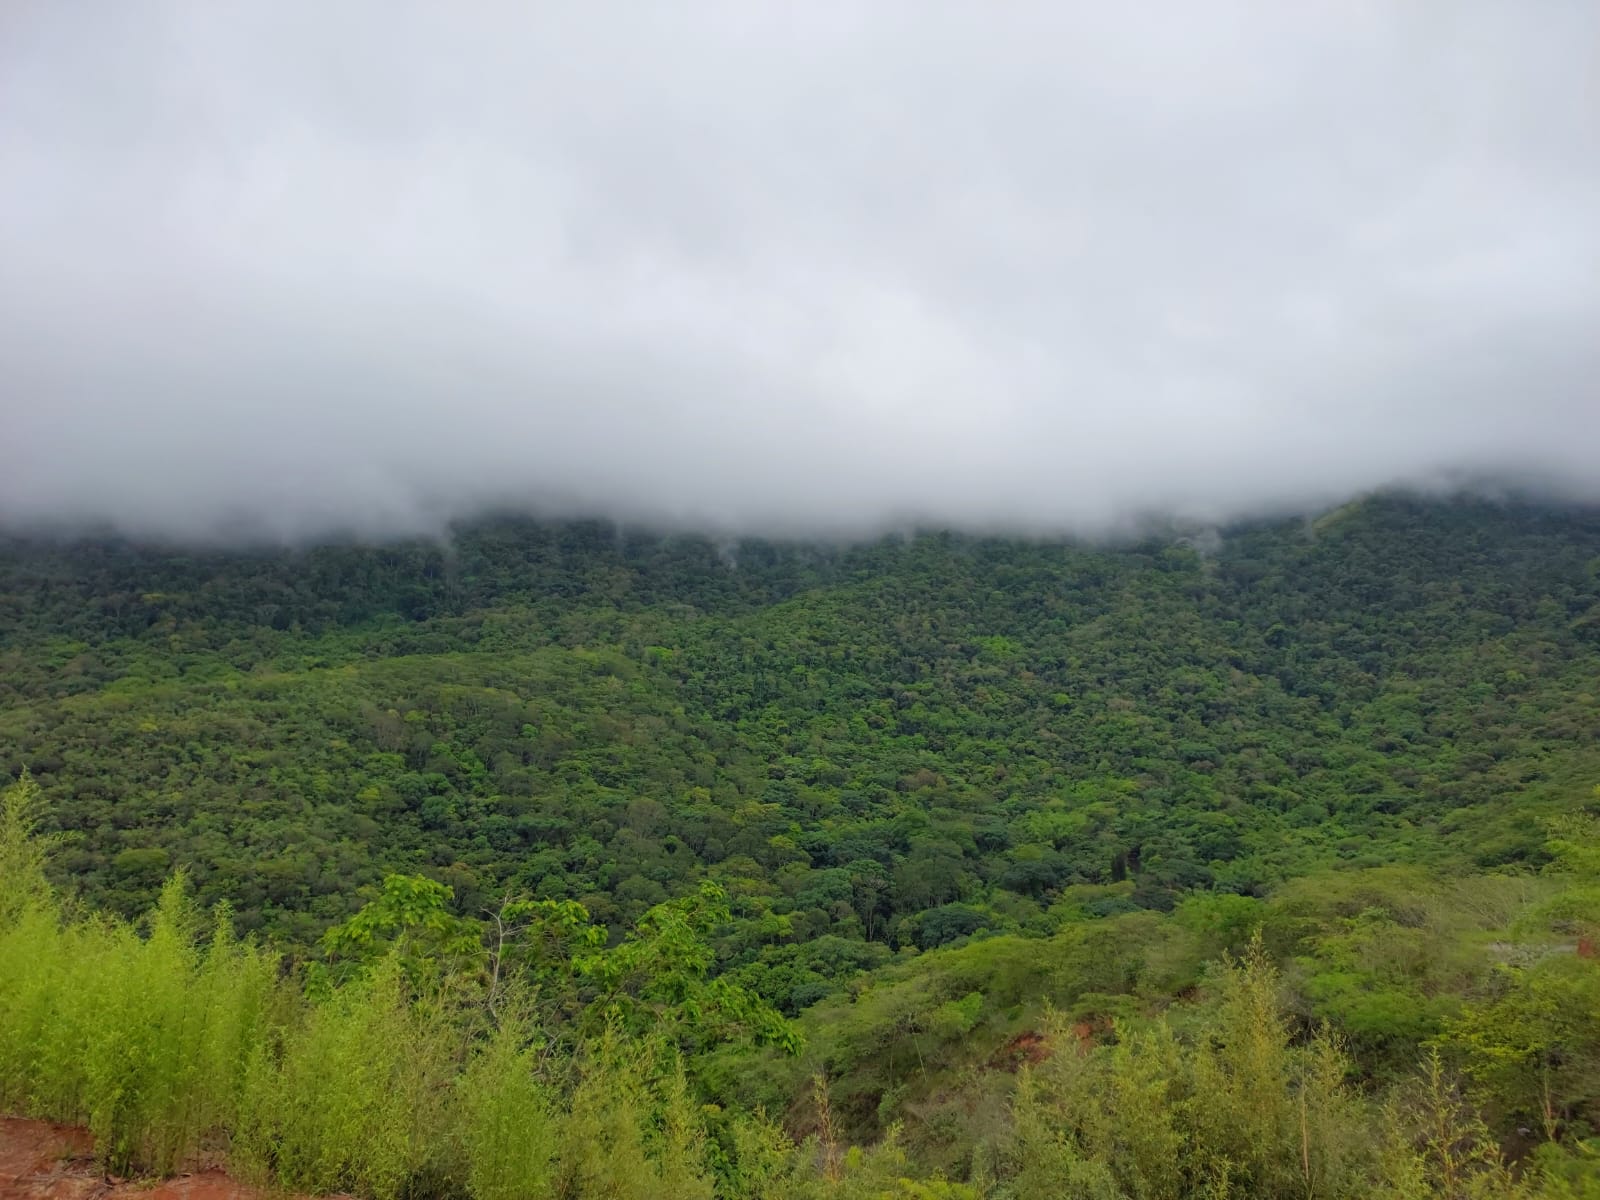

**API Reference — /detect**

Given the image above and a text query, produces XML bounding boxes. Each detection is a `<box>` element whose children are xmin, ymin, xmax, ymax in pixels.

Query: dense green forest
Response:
<box><xmin>2</xmin><ymin>493</ymin><xmax>1599</xmax><ymax>1195</ymax></box>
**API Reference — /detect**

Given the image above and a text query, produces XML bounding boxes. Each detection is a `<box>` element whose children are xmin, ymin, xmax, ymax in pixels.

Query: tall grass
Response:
<box><xmin>234</xmin><ymin>953</ymin><xmax>457</xmax><ymax>1198</ymax></box>
<box><xmin>455</xmin><ymin>1011</ymin><xmax>558</xmax><ymax>1200</ymax></box>
<box><xmin>999</xmin><ymin>943</ymin><xmax>1537</xmax><ymax>1200</ymax></box>
<box><xmin>0</xmin><ymin>872</ymin><xmax>279</xmax><ymax>1173</ymax></box>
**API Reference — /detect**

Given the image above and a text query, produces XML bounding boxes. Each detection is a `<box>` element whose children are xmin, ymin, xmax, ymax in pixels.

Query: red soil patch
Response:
<box><xmin>0</xmin><ymin>1119</ymin><xmax>95</xmax><ymax>1200</ymax></box>
<box><xmin>1069</xmin><ymin>1020</ymin><xmax>1098</xmax><ymax>1056</ymax></box>
<box><xmin>991</xmin><ymin>1030</ymin><xmax>1052</xmax><ymax>1071</ymax></box>
<box><xmin>0</xmin><ymin>1118</ymin><xmax>323</xmax><ymax>1200</ymax></box>
<box><xmin>989</xmin><ymin>1019</ymin><xmax>1106</xmax><ymax>1071</ymax></box>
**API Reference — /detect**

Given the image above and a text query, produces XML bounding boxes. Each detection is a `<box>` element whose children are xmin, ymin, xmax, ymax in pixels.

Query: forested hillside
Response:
<box><xmin>4</xmin><ymin>495</ymin><xmax>1598</xmax><ymax>947</ymax></box>
<box><xmin>3</xmin><ymin>493</ymin><xmax>1599</xmax><ymax>1196</ymax></box>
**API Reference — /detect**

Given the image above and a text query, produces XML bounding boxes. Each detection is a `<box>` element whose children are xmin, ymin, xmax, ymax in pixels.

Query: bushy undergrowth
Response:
<box><xmin>0</xmin><ymin>781</ymin><xmax>277</xmax><ymax>1174</ymax></box>
<box><xmin>3</xmin><ymin>772</ymin><xmax>1598</xmax><ymax>1199</ymax></box>
<box><xmin>0</xmin><ymin>772</ymin><xmax>962</xmax><ymax>1198</ymax></box>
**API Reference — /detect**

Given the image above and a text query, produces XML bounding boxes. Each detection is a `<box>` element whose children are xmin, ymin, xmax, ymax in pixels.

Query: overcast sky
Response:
<box><xmin>1</xmin><ymin>2</ymin><xmax>1596</xmax><ymax>541</ymax></box>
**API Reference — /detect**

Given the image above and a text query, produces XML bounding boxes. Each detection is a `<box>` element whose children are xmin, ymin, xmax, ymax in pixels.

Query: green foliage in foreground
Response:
<box><xmin>3</xmin><ymin>774</ymin><xmax>1598</xmax><ymax>1198</ymax></box>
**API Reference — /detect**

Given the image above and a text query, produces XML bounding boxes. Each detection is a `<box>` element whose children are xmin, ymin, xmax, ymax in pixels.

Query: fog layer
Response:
<box><xmin>2</xmin><ymin>3</ymin><xmax>1596</xmax><ymax>541</ymax></box>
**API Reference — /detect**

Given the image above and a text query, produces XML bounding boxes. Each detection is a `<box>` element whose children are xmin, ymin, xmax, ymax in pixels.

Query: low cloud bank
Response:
<box><xmin>2</xmin><ymin>4</ymin><xmax>1596</xmax><ymax>543</ymax></box>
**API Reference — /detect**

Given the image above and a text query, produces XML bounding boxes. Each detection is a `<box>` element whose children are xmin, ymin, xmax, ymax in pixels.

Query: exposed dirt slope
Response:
<box><xmin>0</xmin><ymin>1118</ymin><xmax>316</xmax><ymax>1200</ymax></box>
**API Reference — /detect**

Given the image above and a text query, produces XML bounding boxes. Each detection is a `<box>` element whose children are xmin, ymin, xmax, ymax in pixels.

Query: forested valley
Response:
<box><xmin>2</xmin><ymin>492</ymin><xmax>1599</xmax><ymax>1197</ymax></box>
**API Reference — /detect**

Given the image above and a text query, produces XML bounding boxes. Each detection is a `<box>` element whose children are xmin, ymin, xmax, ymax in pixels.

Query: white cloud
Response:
<box><xmin>2</xmin><ymin>1</ymin><xmax>1595</xmax><ymax>540</ymax></box>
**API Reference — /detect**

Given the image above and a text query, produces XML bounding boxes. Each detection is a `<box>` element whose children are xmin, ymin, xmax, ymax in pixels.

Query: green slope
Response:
<box><xmin>4</xmin><ymin>494</ymin><xmax>1596</xmax><ymax>953</ymax></box>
